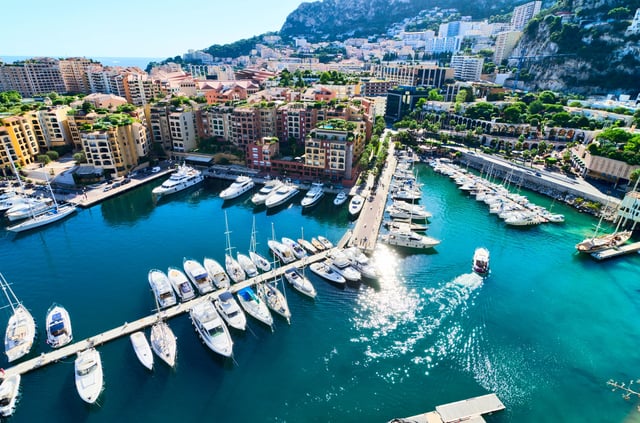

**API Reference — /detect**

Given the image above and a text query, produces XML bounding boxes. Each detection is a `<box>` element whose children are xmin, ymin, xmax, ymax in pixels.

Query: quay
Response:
<box><xmin>590</xmin><ymin>241</ymin><xmax>640</xmax><ymax>261</ymax></box>
<box><xmin>391</xmin><ymin>393</ymin><xmax>505</xmax><ymax>423</ymax></box>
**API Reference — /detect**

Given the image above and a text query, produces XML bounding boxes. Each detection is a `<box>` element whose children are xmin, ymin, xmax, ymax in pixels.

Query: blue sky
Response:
<box><xmin>1</xmin><ymin>0</ymin><xmax>306</xmax><ymax>58</ymax></box>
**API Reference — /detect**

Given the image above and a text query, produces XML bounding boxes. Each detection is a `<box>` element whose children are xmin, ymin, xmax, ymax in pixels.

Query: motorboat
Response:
<box><xmin>203</xmin><ymin>257</ymin><xmax>231</xmax><ymax>289</ymax></box>
<box><xmin>7</xmin><ymin>203</ymin><xmax>77</xmax><ymax>233</ymax></box>
<box><xmin>297</xmin><ymin>238</ymin><xmax>318</xmax><ymax>254</ymax></box>
<box><xmin>251</xmin><ymin>179</ymin><xmax>283</xmax><ymax>205</ymax></box>
<box><xmin>1</xmin><ymin>272</ymin><xmax>36</xmax><ymax>362</ymax></box>
<box><xmin>148</xmin><ymin>269</ymin><xmax>177</xmax><ymax>309</ymax></box>
<box><xmin>328</xmin><ymin>251</ymin><xmax>361</xmax><ymax>282</ymax></box>
<box><xmin>130</xmin><ymin>331</ymin><xmax>154</xmax><ymax>371</ymax></box>
<box><xmin>309</xmin><ymin>261</ymin><xmax>346</xmax><ymax>284</ymax></box>
<box><xmin>342</xmin><ymin>247</ymin><xmax>378</xmax><ymax>279</ymax></box>
<box><xmin>576</xmin><ymin>230</ymin><xmax>632</xmax><ymax>253</ymax></box>
<box><xmin>284</xmin><ymin>268</ymin><xmax>317</xmax><ymax>299</ymax></box>
<box><xmin>317</xmin><ymin>236</ymin><xmax>333</xmax><ymax>250</ymax></box>
<box><xmin>300</xmin><ymin>182</ymin><xmax>324</xmax><ymax>208</ymax></box>
<box><xmin>249</xmin><ymin>251</ymin><xmax>271</xmax><ymax>272</ymax></box>
<box><xmin>333</xmin><ymin>191</ymin><xmax>348</xmax><ymax>206</ymax></box>
<box><xmin>472</xmin><ymin>247</ymin><xmax>490</xmax><ymax>276</ymax></box>
<box><xmin>45</xmin><ymin>303</ymin><xmax>73</xmax><ymax>348</ymax></box>
<box><xmin>183</xmin><ymin>258</ymin><xmax>214</xmax><ymax>294</ymax></box>
<box><xmin>150</xmin><ymin>321</ymin><xmax>177</xmax><ymax>368</ymax></box>
<box><xmin>5</xmin><ymin>197</ymin><xmax>53</xmax><ymax>221</ymax></box>
<box><xmin>74</xmin><ymin>348</ymin><xmax>103</xmax><ymax>404</ymax></box>
<box><xmin>386</xmin><ymin>201</ymin><xmax>432</xmax><ymax>220</ymax></box>
<box><xmin>257</xmin><ymin>282</ymin><xmax>291</xmax><ymax>324</ymax></box>
<box><xmin>214</xmin><ymin>291</ymin><xmax>247</xmax><ymax>331</ymax></box>
<box><xmin>311</xmin><ymin>237</ymin><xmax>325</xmax><ymax>251</ymax></box>
<box><xmin>225</xmin><ymin>253</ymin><xmax>246</xmax><ymax>283</ymax></box>
<box><xmin>236</xmin><ymin>287</ymin><xmax>273</xmax><ymax>327</ymax></box>
<box><xmin>190</xmin><ymin>300</ymin><xmax>233</xmax><ymax>357</ymax></box>
<box><xmin>504</xmin><ymin>212</ymin><xmax>544</xmax><ymax>226</ymax></box>
<box><xmin>0</xmin><ymin>191</ymin><xmax>22</xmax><ymax>212</ymax></box>
<box><xmin>265</xmin><ymin>183</ymin><xmax>299</xmax><ymax>208</ymax></box>
<box><xmin>348</xmin><ymin>194</ymin><xmax>365</xmax><ymax>216</ymax></box>
<box><xmin>268</xmin><ymin>239</ymin><xmax>296</xmax><ymax>264</ymax></box>
<box><xmin>383</xmin><ymin>219</ymin><xmax>428</xmax><ymax>232</ymax></box>
<box><xmin>220</xmin><ymin>175</ymin><xmax>254</xmax><ymax>200</ymax></box>
<box><xmin>167</xmin><ymin>267</ymin><xmax>196</xmax><ymax>302</ymax></box>
<box><xmin>391</xmin><ymin>188</ymin><xmax>421</xmax><ymax>202</ymax></box>
<box><xmin>152</xmin><ymin>164</ymin><xmax>204</xmax><ymax>199</ymax></box>
<box><xmin>381</xmin><ymin>228</ymin><xmax>440</xmax><ymax>250</ymax></box>
<box><xmin>0</xmin><ymin>374</ymin><xmax>20</xmax><ymax>417</ymax></box>
<box><xmin>282</xmin><ymin>237</ymin><xmax>307</xmax><ymax>259</ymax></box>
<box><xmin>237</xmin><ymin>253</ymin><xmax>259</xmax><ymax>278</ymax></box>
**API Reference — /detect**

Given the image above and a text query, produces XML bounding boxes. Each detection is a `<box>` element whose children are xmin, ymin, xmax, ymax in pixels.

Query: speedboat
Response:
<box><xmin>268</xmin><ymin>239</ymin><xmax>296</xmax><ymax>264</ymax></box>
<box><xmin>74</xmin><ymin>348</ymin><xmax>103</xmax><ymax>404</ymax></box>
<box><xmin>152</xmin><ymin>164</ymin><xmax>204</xmax><ymax>200</ymax></box>
<box><xmin>183</xmin><ymin>258</ymin><xmax>214</xmax><ymax>294</ymax></box>
<box><xmin>249</xmin><ymin>251</ymin><xmax>271</xmax><ymax>272</ymax></box>
<box><xmin>381</xmin><ymin>228</ymin><xmax>440</xmax><ymax>250</ymax></box>
<box><xmin>504</xmin><ymin>212</ymin><xmax>543</xmax><ymax>226</ymax></box>
<box><xmin>311</xmin><ymin>237</ymin><xmax>325</xmax><ymax>251</ymax></box>
<box><xmin>190</xmin><ymin>300</ymin><xmax>233</xmax><ymax>357</ymax></box>
<box><xmin>348</xmin><ymin>194</ymin><xmax>365</xmax><ymax>216</ymax></box>
<box><xmin>284</xmin><ymin>268</ymin><xmax>317</xmax><ymax>299</ymax></box>
<box><xmin>0</xmin><ymin>374</ymin><xmax>20</xmax><ymax>417</ymax></box>
<box><xmin>45</xmin><ymin>304</ymin><xmax>73</xmax><ymax>348</ymax></box>
<box><xmin>251</xmin><ymin>179</ymin><xmax>282</xmax><ymax>205</ymax></box>
<box><xmin>130</xmin><ymin>331</ymin><xmax>154</xmax><ymax>371</ymax></box>
<box><xmin>167</xmin><ymin>267</ymin><xmax>196</xmax><ymax>301</ymax></box>
<box><xmin>257</xmin><ymin>282</ymin><xmax>291</xmax><ymax>324</ymax></box>
<box><xmin>297</xmin><ymin>238</ymin><xmax>318</xmax><ymax>254</ymax></box>
<box><xmin>300</xmin><ymin>182</ymin><xmax>324</xmax><ymax>208</ymax></box>
<box><xmin>220</xmin><ymin>175</ymin><xmax>254</xmax><ymax>200</ymax></box>
<box><xmin>214</xmin><ymin>291</ymin><xmax>247</xmax><ymax>331</ymax></box>
<box><xmin>472</xmin><ymin>247</ymin><xmax>490</xmax><ymax>276</ymax></box>
<box><xmin>282</xmin><ymin>237</ymin><xmax>307</xmax><ymax>259</ymax></box>
<box><xmin>150</xmin><ymin>321</ymin><xmax>177</xmax><ymax>367</ymax></box>
<box><xmin>265</xmin><ymin>183</ymin><xmax>299</xmax><ymax>208</ymax></box>
<box><xmin>333</xmin><ymin>191</ymin><xmax>348</xmax><ymax>206</ymax></box>
<box><xmin>2</xmin><ymin>272</ymin><xmax>36</xmax><ymax>362</ymax></box>
<box><xmin>384</xmin><ymin>219</ymin><xmax>428</xmax><ymax>232</ymax></box>
<box><xmin>317</xmin><ymin>236</ymin><xmax>333</xmax><ymax>250</ymax></box>
<box><xmin>203</xmin><ymin>257</ymin><xmax>231</xmax><ymax>289</ymax></box>
<box><xmin>309</xmin><ymin>261</ymin><xmax>346</xmax><ymax>284</ymax></box>
<box><xmin>237</xmin><ymin>253</ymin><xmax>259</xmax><ymax>278</ymax></box>
<box><xmin>148</xmin><ymin>269</ymin><xmax>177</xmax><ymax>309</ymax></box>
<box><xmin>342</xmin><ymin>247</ymin><xmax>378</xmax><ymax>279</ymax></box>
<box><xmin>5</xmin><ymin>198</ymin><xmax>53</xmax><ymax>221</ymax></box>
<box><xmin>225</xmin><ymin>253</ymin><xmax>246</xmax><ymax>283</ymax></box>
<box><xmin>328</xmin><ymin>251</ymin><xmax>361</xmax><ymax>282</ymax></box>
<box><xmin>236</xmin><ymin>287</ymin><xmax>273</xmax><ymax>327</ymax></box>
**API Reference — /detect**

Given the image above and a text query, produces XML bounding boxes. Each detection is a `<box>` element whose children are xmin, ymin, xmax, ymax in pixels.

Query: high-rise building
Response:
<box><xmin>59</xmin><ymin>58</ymin><xmax>94</xmax><ymax>94</ymax></box>
<box><xmin>304</xmin><ymin>120</ymin><xmax>363</xmax><ymax>182</ymax></box>
<box><xmin>372</xmin><ymin>63</ymin><xmax>454</xmax><ymax>88</ymax></box>
<box><xmin>450</xmin><ymin>56</ymin><xmax>485</xmax><ymax>81</ymax></box>
<box><xmin>0</xmin><ymin>58</ymin><xmax>65</xmax><ymax>97</ymax></box>
<box><xmin>511</xmin><ymin>1</ymin><xmax>542</xmax><ymax>30</ymax></box>
<box><xmin>494</xmin><ymin>31</ymin><xmax>523</xmax><ymax>65</ymax></box>
<box><xmin>0</xmin><ymin>116</ymin><xmax>40</xmax><ymax>167</ymax></box>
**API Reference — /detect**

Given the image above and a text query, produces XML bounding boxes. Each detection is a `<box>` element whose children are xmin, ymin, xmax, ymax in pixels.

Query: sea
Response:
<box><xmin>1</xmin><ymin>164</ymin><xmax>639</xmax><ymax>423</ymax></box>
<box><xmin>0</xmin><ymin>56</ymin><xmax>164</xmax><ymax>70</ymax></box>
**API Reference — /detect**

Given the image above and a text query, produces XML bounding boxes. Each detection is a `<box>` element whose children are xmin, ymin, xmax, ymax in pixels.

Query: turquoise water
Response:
<box><xmin>1</xmin><ymin>166</ymin><xmax>639</xmax><ymax>422</ymax></box>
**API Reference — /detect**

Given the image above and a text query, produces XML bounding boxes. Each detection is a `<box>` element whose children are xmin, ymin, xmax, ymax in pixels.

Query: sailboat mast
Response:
<box><xmin>224</xmin><ymin>211</ymin><xmax>234</xmax><ymax>256</ymax></box>
<box><xmin>0</xmin><ymin>273</ymin><xmax>19</xmax><ymax>314</ymax></box>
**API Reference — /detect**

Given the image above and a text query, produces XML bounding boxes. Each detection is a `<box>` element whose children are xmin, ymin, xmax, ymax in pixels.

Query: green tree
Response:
<box><xmin>538</xmin><ymin>91</ymin><xmax>557</xmax><ymax>104</ymax></box>
<box><xmin>503</xmin><ymin>106</ymin><xmax>523</xmax><ymax>123</ymax></box>
<box><xmin>73</xmin><ymin>152</ymin><xmax>87</xmax><ymax>163</ymax></box>
<box><xmin>528</xmin><ymin>100</ymin><xmax>545</xmax><ymax>115</ymax></box>
<box><xmin>37</xmin><ymin>155</ymin><xmax>51</xmax><ymax>165</ymax></box>
<box><xmin>427</xmin><ymin>88</ymin><xmax>444</xmax><ymax>101</ymax></box>
<box><xmin>45</xmin><ymin>150</ymin><xmax>59</xmax><ymax>161</ymax></box>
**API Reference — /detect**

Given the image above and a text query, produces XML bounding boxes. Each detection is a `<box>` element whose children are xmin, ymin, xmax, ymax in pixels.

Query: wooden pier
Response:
<box><xmin>1</xmin><ymin>232</ymin><xmax>352</xmax><ymax>380</ymax></box>
<box><xmin>590</xmin><ymin>241</ymin><xmax>640</xmax><ymax>261</ymax></box>
<box><xmin>391</xmin><ymin>393</ymin><xmax>505</xmax><ymax>423</ymax></box>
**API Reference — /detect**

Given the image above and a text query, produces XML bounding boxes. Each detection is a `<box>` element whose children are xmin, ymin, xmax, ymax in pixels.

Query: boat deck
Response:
<box><xmin>0</xmin><ymin>232</ymin><xmax>351</xmax><ymax>380</ymax></box>
<box><xmin>590</xmin><ymin>241</ymin><xmax>640</xmax><ymax>261</ymax></box>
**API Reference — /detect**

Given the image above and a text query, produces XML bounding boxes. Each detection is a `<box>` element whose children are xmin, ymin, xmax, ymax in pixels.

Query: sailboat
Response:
<box><xmin>258</xmin><ymin>224</ymin><xmax>292</xmax><ymax>323</ymax></box>
<box><xmin>1</xmin><ymin>272</ymin><xmax>36</xmax><ymax>362</ymax></box>
<box><xmin>149</xmin><ymin>288</ymin><xmax>177</xmax><ymax>368</ymax></box>
<box><xmin>575</xmin><ymin>198</ymin><xmax>632</xmax><ymax>253</ymax></box>
<box><xmin>248</xmin><ymin>217</ymin><xmax>271</xmax><ymax>272</ymax></box>
<box><xmin>223</xmin><ymin>211</ymin><xmax>246</xmax><ymax>283</ymax></box>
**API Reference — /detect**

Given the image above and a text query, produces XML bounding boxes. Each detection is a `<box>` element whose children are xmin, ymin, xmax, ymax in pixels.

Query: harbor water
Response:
<box><xmin>1</xmin><ymin>165</ymin><xmax>639</xmax><ymax>422</ymax></box>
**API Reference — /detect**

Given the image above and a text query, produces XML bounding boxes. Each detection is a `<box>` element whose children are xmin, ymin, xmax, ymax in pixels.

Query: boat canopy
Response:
<box><xmin>219</xmin><ymin>291</ymin><xmax>233</xmax><ymax>301</ymax></box>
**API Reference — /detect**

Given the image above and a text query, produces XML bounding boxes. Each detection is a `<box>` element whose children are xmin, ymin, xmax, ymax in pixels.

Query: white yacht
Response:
<box><xmin>342</xmin><ymin>247</ymin><xmax>378</xmax><ymax>279</ymax></box>
<box><xmin>1</xmin><ymin>272</ymin><xmax>36</xmax><ymax>363</ymax></box>
<box><xmin>214</xmin><ymin>291</ymin><xmax>247</xmax><ymax>331</ymax></box>
<box><xmin>220</xmin><ymin>175</ymin><xmax>254</xmax><ymax>200</ymax></box>
<box><xmin>381</xmin><ymin>228</ymin><xmax>440</xmax><ymax>250</ymax></box>
<box><xmin>251</xmin><ymin>179</ymin><xmax>283</xmax><ymax>205</ymax></box>
<box><xmin>236</xmin><ymin>287</ymin><xmax>273</xmax><ymax>327</ymax></box>
<box><xmin>472</xmin><ymin>247</ymin><xmax>490</xmax><ymax>276</ymax></box>
<box><xmin>7</xmin><ymin>202</ymin><xmax>77</xmax><ymax>233</ymax></box>
<box><xmin>74</xmin><ymin>348</ymin><xmax>103</xmax><ymax>404</ymax></box>
<box><xmin>504</xmin><ymin>212</ymin><xmax>544</xmax><ymax>226</ymax></box>
<box><xmin>0</xmin><ymin>194</ymin><xmax>27</xmax><ymax>212</ymax></box>
<box><xmin>300</xmin><ymin>182</ymin><xmax>324</xmax><ymax>208</ymax></box>
<box><xmin>328</xmin><ymin>251</ymin><xmax>361</xmax><ymax>282</ymax></box>
<box><xmin>333</xmin><ymin>191</ymin><xmax>348</xmax><ymax>206</ymax></box>
<box><xmin>167</xmin><ymin>267</ymin><xmax>196</xmax><ymax>301</ymax></box>
<box><xmin>284</xmin><ymin>268</ymin><xmax>317</xmax><ymax>299</ymax></box>
<box><xmin>45</xmin><ymin>304</ymin><xmax>73</xmax><ymax>348</ymax></box>
<box><xmin>237</xmin><ymin>253</ymin><xmax>259</xmax><ymax>278</ymax></box>
<box><xmin>297</xmin><ymin>238</ymin><xmax>318</xmax><ymax>254</ymax></box>
<box><xmin>317</xmin><ymin>236</ymin><xmax>333</xmax><ymax>250</ymax></box>
<box><xmin>311</xmin><ymin>237</ymin><xmax>326</xmax><ymax>251</ymax></box>
<box><xmin>183</xmin><ymin>258</ymin><xmax>214</xmax><ymax>294</ymax></box>
<box><xmin>257</xmin><ymin>282</ymin><xmax>291</xmax><ymax>324</ymax></box>
<box><xmin>150</xmin><ymin>321</ymin><xmax>177</xmax><ymax>368</ymax></box>
<box><xmin>282</xmin><ymin>237</ymin><xmax>307</xmax><ymax>259</ymax></box>
<box><xmin>5</xmin><ymin>198</ymin><xmax>53</xmax><ymax>221</ymax></box>
<box><xmin>152</xmin><ymin>164</ymin><xmax>204</xmax><ymax>200</ymax></box>
<box><xmin>265</xmin><ymin>183</ymin><xmax>299</xmax><ymax>208</ymax></box>
<box><xmin>190</xmin><ymin>300</ymin><xmax>233</xmax><ymax>357</ymax></box>
<box><xmin>348</xmin><ymin>194</ymin><xmax>365</xmax><ymax>216</ymax></box>
<box><xmin>130</xmin><ymin>331</ymin><xmax>154</xmax><ymax>371</ymax></box>
<box><xmin>148</xmin><ymin>269</ymin><xmax>177</xmax><ymax>309</ymax></box>
<box><xmin>203</xmin><ymin>257</ymin><xmax>231</xmax><ymax>289</ymax></box>
<box><xmin>309</xmin><ymin>261</ymin><xmax>346</xmax><ymax>284</ymax></box>
<box><xmin>268</xmin><ymin>240</ymin><xmax>296</xmax><ymax>264</ymax></box>
<box><xmin>225</xmin><ymin>253</ymin><xmax>246</xmax><ymax>283</ymax></box>
<box><xmin>249</xmin><ymin>251</ymin><xmax>271</xmax><ymax>272</ymax></box>
<box><xmin>0</xmin><ymin>374</ymin><xmax>20</xmax><ymax>417</ymax></box>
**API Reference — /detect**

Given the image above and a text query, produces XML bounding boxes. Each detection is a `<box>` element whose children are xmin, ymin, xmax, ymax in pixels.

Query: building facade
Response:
<box><xmin>450</xmin><ymin>56</ymin><xmax>484</xmax><ymax>81</ymax></box>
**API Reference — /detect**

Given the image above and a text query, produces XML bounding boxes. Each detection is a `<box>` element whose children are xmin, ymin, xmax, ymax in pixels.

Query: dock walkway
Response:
<box><xmin>394</xmin><ymin>393</ymin><xmax>505</xmax><ymax>423</ymax></box>
<box><xmin>2</xmin><ymin>231</ymin><xmax>352</xmax><ymax>380</ymax></box>
<box><xmin>590</xmin><ymin>241</ymin><xmax>640</xmax><ymax>261</ymax></box>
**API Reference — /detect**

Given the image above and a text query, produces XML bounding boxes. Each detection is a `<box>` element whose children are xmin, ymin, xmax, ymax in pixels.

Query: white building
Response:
<box><xmin>450</xmin><ymin>56</ymin><xmax>484</xmax><ymax>81</ymax></box>
<box><xmin>511</xmin><ymin>1</ymin><xmax>542</xmax><ymax>30</ymax></box>
<box><xmin>494</xmin><ymin>31</ymin><xmax>523</xmax><ymax>64</ymax></box>
<box><xmin>425</xmin><ymin>36</ymin><xmax>462</xmax><ymax>54</ymax></box>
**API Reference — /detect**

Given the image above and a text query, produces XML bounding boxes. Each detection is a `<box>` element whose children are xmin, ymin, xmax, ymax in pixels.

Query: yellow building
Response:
<box><xmin>305</xmin><ymin>119</ymin><xmax>364</xmax><ymax>181</ymax></box>
<box><xmin>0</xmin><ymin>115</ymin><xmax>40</xmax><ymax>168</ymax></box>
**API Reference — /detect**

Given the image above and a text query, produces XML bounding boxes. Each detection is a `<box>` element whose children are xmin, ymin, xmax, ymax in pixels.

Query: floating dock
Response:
<box><xmin>393</xmin><ymin>393</ymin><xmax>505</xmax><ymax>423</ymax></box>
<box><xmin>590</xmin><ymin>241</ymin><xmax>640</xmax><ymax>261</ymax></box>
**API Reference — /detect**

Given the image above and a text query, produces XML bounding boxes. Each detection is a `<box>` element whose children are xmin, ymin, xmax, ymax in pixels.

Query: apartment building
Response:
<box><xmin>59</xmin><ymin>58</ymin><xmax>94</xmax><ymax>94</ymax></box>
<box><xmin>450</xmin><ymin>56</ymin><xmax>484</xmax><ymax>81</ymax></box>
<box><xmin>372</xmin><ymin>63</ymin><xmax>454</xmax><ymax>88</ymax></box>
<box><xmin>146</xmin><ymin>101</ymin><xmax>172</xmax><ymax>151</ymax></box>
<box><xmin>230</xmin><ymin>107</ymin><xmax>259</xmax><ymax>147</ymax></box>
<box><xmin>0</xmin><ymin>116</ymin><xmax>40</xmax><ymax>167</ymax></box>
<box><xmin>67</xmin><ymin>111</ymin><xmax>100</xmax><ymax>150</ymax></box>
<box><xmin>511</xmin><ymin>1</ymin><xmax>542</xmax><ymax>31</ymax></box>
<box><xmin>168</xmin><ymin>108</ymin><xmax>197</xmax><ymax>152</ymax></box>
<box><xmin>0</xmin><ymin>58</ymin><xmax>66</xmax><ymax>97</ymax></box>
<box><xmin>87</xmin><ymin>65</ymin><xmax>127</xmax><ymax>97</ymax></box>
<box><xmin>494</xmin><ymin>31</ymin><xmax>523</xmax><ymax>65</ymax></box>
<box><xmin>124</xmin><ymin>73</ymin><xmax>164</xmax><ymax>106</ymax></box>
<box><xmin>359</xmin><ymin>79</ymin><xmax>395</xmax><ymax>97</ymax></box>
<box><xmin>304</xmin><ymin>120</ymin><xmax>363</xmax><ymax>181</ymax></box>
<box><xmin>30</xmin><ymin>106</ymin><xmax>73</xmax><ymax>149</ymax></box>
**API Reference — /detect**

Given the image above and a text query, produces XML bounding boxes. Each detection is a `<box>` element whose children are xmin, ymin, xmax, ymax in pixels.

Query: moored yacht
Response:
<box><xmin>236</xmin><ymin>287</ymin><xmax>273</xmax><ymax>327</ymax></box>
<box><xmin>381</xmin><ymin>228</ymin><xmax>440</xmax><ymax>250</ymax></box>
<box><xmin>130</xmin><ymin>331</ymin><xmax>154</xmax><ymax>371</ymax></box>
<box><xmin>249</xmin><ymin>251</ymin><xmax>271</xmax><ymax>272</ymax></box>
<box><xmin>152</xmin><ymin>164</ymin><xmax>203</xmax><ymax>200</ymax></box>
<box><xmin>251</xmin><ymin>179</ymin><xmax>283</xmax><ymax>205</ymax></box>
<box><xmin>0</xmin><ymin>374</ymin><xmax>20</xmax><ymax>417</ymax></box>
<box><xmin>190</xmin><ymin>300</ymin><xmax>233</xmax><ymax>357</ymax></box>
<box><xmin>225</xmin><ymin>253</ymin><xmax>246</xmax><ymax>283</ymax></box>
<box><xmin>300</xmin><ymin>182</ymin><xmax>324</xmax><ymax>208</ymax></box>
<box><xmin>6</xmin><ymin>203</ymin><xmax>77</xmax><ymax>233</ymax></box>
<box><xmin>220</xmin><ymin>175</ymin><xmax>255</xmax><ymax>200</ymax></box>
<box><xmin>5</xmin><ymin>198</ymin><xmax>53</xmax><ymax>221</ymax></box>
<box><xmin>148</xmin><ymin>269</ymin><xmax>178</xmax><ymax>309</ymax></box>
<box><xmin>472</xmin><ymin>247</ymin><xmax>490</xmax><ymax>276</ymax></box>
<box><xmin>150</xmin><ymin>320</ymin><xmax>177</xmax><ymax>368</ymax></box>
<box><xmin>317</xmin><ymin>236</ymin><xmax>333</xmax><ymax>250</ymax></box>
<box><xmin>167</xmin><ymin>267</ymin><xmax>196</xmax><ymax>302</ymax></box>
<box><xmin>214</xmin><ymin>291</ymin><xmax>247</xmax><ymax>331</ymax></box>
<box><xmin>203</xmin><ymin>257</ymin><xmax>231</xmax><ymax>289</ymax></box>
<box><xmin>237</xmin><ymin>253</ymin><xmax>259</xmax><ymax>278</ymax></box>
<box><xmin>183</xmin><ymin>258</ymin><xmax>215</xmax><ymax>294</ymax></box>
<box><xmin>348</xmin><ymin>194</ymin><xmax>365</xmax><ymax>217</ymax></box>
<box><xmin>297</xmin><ymin>238</ymin><xmax>318</xmax><ymax>254</ymax></box>
<box><xmin>575</xmin><ymin>230</ymin><xmax>632</xmax><ymax>253</ymax></box>
<box><xmin>282</xmin><ymin>237</ymin><xmax>307</xmax><ymax>259</ymax></box>
<box><xmin>309</xmin><ymin>261</ymin><xmax>346</xmax><ymax>284</ymax></box>
<box><xmin>2</xmin><ymin>273</ymin><xmax>36</xmax><ymax>363</ymax></box>
<box><xmin>311</xmin><ymin>237</ymin><xmax>325</xmax><ymax>251</ymax></box>
<box><xmin>257</xmin><ymin>282</ymin><xmax>291</xmax><ymax>324</ymax></box>
<box><xmin>328</xmin><ymin>251</ymin><xmax>361</xmax><ymax>282</ymax></box>
<box><xmin>342</xmin><ymin>247</ymin><xmax>378</xmax><ymax>279</ymax></box>
<box><xmin>268</xmin><ymin>239</ymin><xmax>296</xmax><ymax>264</ymax></box>
<box><xmin>333</xmin><ymin>191</ymin><xmax>348</xmax><ymax>206</ymax></box>
<box><xmin>45</xmin><ymin>303</ymin><xmax>73</xmax><ymax>348</ymax></box>
<box><xmin>284</xmin><ymin>268</ymin><xmax>317</xmax><ymax>299</ymax></box>
<box><xmin>74</xmin><ymin>348</ymin><xmax>103</xmax><ymax>404</ymax></box>
<box><xmin>265</xmin><ymin>183</ymin><xmax>299</xmax><ymax>209</ymax></box>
